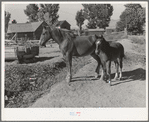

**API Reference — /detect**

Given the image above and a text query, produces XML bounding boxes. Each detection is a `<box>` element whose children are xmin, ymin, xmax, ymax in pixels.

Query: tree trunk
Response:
<box><xmin>79</xmin><ymin>24</ymin><xmax>82</xmax><ymax>36</ymax></box>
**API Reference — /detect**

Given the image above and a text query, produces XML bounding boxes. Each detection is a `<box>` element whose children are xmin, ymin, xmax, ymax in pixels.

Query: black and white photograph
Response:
<box><xmin>1</xmin><ymin>0</ymin><xmax>148</xmax><ymax>121</ymax></box>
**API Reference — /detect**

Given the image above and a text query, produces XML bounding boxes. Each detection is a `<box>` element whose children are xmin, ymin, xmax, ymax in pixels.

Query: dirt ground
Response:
<box><xmin>30</xmin><ymin>39</ymin><xmax>146</xmax><ymax>108</ymax></box>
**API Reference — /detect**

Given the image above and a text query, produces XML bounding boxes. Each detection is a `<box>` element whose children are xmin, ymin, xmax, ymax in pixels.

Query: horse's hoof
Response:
<box><xmin>105</xmin><ymin>79</ymin><xmax>111</xmax><ymax>83</ymax></box>
<box><xmin>113</xmin><ymin>78</ymin><xmax>118</xmax><ymax>81</ymax></box>
<box><xmin>66</xmin><ymin>78</ymin><xmax>71</xmax><ymax>83</ymax></box>
<box><xmin>66</xmin><ymin>75</ymin><xmax>72</xmax><ymax>83</ymax></box>
<box><xmin>99</xmin><ymin>78</ymin><xmax>103</xmax><ymax>81</ymax></box>
<box><xmin>95</xmin><ymin>75</ymin><xmax>100</xmax><ymax>79</ymax></box>
<box><xmin>110</xmin><ymin>83</ymin><xmax>112</xmax><ymax>86</ymax></box>
<box><xmin>118</xmin><ymin>77</ymin><xmax>122</xmax><ymax>80</ymax></box>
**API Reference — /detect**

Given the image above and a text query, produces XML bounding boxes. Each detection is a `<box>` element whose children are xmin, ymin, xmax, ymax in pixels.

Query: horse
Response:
<box><xmin>39</xmin><ymin>26</ymin><xmax>101</xmax><ymax>83</ymax></box>
<box><xmin>95</xmin><ymin>35</ymin><xmax>124</xmax><ymax>85</ymax></box>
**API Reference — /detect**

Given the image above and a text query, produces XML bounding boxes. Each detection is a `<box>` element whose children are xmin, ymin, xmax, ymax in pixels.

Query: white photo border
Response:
<box><xmin>1</xmin><ymin>1</ymin><xmax>148</xmax><ymax>121</ymax></box>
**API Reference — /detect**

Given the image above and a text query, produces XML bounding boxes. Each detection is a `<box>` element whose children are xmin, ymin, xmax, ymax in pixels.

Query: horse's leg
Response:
<box><xmin>107</xmin><ymin>61</ymin><xmax>111</xmax><ymax>84</ymax></box>
<box><xmin>100</xmin><ymin>62</ymin><xmax>107</xmax><ymax>81</ymax></box>
<box><xmin>65</xmin><ymin>52</ymin><xmax>72</xmax><ymax>83</ymax></box>
<box><xmin>119</xmin><ymin>57</ymin><xmax>123</xmax><ymax>80</ymax></box>
<box><xmin>114</xmin><ymin>60</ymin><xmax>119</xmax><ymax>80</ymax></box>
<box><xmin>91</xmin><ymin>53</ymin><xmax>101</xmax><ymax>78</ymax></box>
<box><xmin>99</xmin><ymin>68</ymin><xmax>104</xmax><ymax>81</ymax></box>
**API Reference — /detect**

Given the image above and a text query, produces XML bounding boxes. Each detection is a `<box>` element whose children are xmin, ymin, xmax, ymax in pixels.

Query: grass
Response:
<box><xmin>104</xmin><ymin>31</ymin><xmax>145</xmax><ymax>45</ymax></box>
<box><xmin>128</xmin><ymin>35</ymin><xmax>145</xmax><ymax>45</ymax></box>
<box><xmin>104</xmin><ymin>31</ymin><xmax>126</xmax><ymax>41</ymax></box>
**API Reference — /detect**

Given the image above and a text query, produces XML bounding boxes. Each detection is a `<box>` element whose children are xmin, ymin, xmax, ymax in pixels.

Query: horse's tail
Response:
<box><xmin>123</xmin><ymin>54</ymin><xmax>126</xmax><ymax>59</ymax></box>
<box><xmin>121</xmin><ymin>45</ymin><xmax>126</xmax><ymax>59</ymax></box>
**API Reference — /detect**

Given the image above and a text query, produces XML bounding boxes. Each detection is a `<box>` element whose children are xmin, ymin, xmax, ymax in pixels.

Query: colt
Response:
<box><xmin>95</xmin><ymin>35</ymin><xmax>124</xmax><ymax>85</ymax></box>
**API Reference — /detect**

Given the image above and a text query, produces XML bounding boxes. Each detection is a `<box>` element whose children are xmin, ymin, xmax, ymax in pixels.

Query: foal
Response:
<box><xmin>95</xmin><ymin>35</ymin><xmax>124</xmax><ymax>85</ymax></box>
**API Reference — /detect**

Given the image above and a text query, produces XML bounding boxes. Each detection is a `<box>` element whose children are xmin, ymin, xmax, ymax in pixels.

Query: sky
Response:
<box><xmin>4</xmin><ymin>3</ymin><xmax>146</xmax><ymax>28</ymax></box>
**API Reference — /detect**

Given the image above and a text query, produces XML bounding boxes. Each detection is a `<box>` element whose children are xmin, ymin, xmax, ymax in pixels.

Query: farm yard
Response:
<box><xmin>5</xmin><ymin>33</ymin><xmax>146</xmax><ymax>108</ymax></box>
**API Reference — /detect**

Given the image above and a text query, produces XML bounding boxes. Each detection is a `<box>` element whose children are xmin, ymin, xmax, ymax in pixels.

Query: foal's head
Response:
<box><xmin>39</xmin><ymin>26</ymin><xmax>52</xmax><ymax>47</ymax></box>
<box><xmin>95</xmin><ymin>35</ymin><xmax>104</xmax><ymax>55</ymax></box>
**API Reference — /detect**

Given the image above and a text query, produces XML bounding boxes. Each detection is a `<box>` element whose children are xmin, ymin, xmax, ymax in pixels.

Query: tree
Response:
<box><xmin>116</xmin><ymin>4</ymin><xmax>145</xmax><ymax>34</ymax></box>
<box><xmin>24</xmin><ymin>4</ymin><xmax>59</xmax><ymax>25</ymax></box>
<box><xmin>24</xmin><ymin>4</ymin><xmax>39</xmax><ymax>22</ymax></box>
<box><xmin>82</xmin><ymin>4</ymin><xmax>113</xmax><ymax>29</ymax></box>
<box><xmin>116</xmin><ymin>21</ymin><xmax>125</xmax><ymax>32</ymax></box>
<box><xmin>12</xmin><ymin>19</ymin><xmax>17</xmax><ymax>24</ymax></box>
<box><xmin>75</xmin><ymin>9</ymin><xmax>85</xmax><ymax>33</ymax></box>
<box><xmin>5</xmin><ymin>11</ymin><xmax>11</xmax><ymax>33</ymax></box>
<box><xmin>37</xmin><ymin>4</ymin><xmax>59</xmax><ymax>25</ymax></box>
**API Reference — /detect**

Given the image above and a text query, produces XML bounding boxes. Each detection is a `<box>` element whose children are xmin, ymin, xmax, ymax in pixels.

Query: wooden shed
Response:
<box><xmin>7</xmin><ymin>21</ymin><xmax>48</xmax><ymax>40</ymax></box>
<box><xmin>55</xmin><ymin>20</ymin><xmax>71</xmax><ymax>30</ymax></box>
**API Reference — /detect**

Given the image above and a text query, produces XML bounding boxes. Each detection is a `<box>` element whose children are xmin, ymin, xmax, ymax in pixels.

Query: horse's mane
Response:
<box><xmin>53</xmin><ymin>27</ymin><xmax>76</xmax><ymax>41</ymax></box>
<box><xmin>99</xmin><ymin>36</ymin><xmax>110</xmax><ymax>53</ymax></box>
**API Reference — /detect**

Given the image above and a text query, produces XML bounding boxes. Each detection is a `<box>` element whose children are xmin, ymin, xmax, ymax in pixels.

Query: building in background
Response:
<box><xmin>55</xmin><ymin>20</ymin><xmax>71</xmax><ymax>30</ymax></box>
<box><xmin>7</xmin><ymin>21</ymin><xmax>48</xmax><ymax>40</ymax></box>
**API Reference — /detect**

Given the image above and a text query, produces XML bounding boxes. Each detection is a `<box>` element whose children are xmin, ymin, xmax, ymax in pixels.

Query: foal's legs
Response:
<box><xmin>114</xmin><ymin>60</ymin><xmax>119</xmax><ymax>80</ymax></box>
<box><xmin>100</xmin><ymin>62</ymin><xmax>107</xmax><ymax>81</ymax></box>
<box><xmin>119</xmin><ymin>57</ymin><xmax>123</xmax><ymax>80</ymax></box>
<box><xmin>99</xmin><ymin>69</ymin><xmax>104</xmax><ymax>81</ymax></box>
<box><xmin>65</xmin><ymin>52</ymin><xmax>72</xmax><ymax>83</ymax></box>
<box><xmin>91</xmin><ymin>53</ymin><xmax>101</xmax><ymax>78</ymax></box>
<box><xmin>107</xmin><ymin>61</ymin><xmax>111</xmax><ymax>84</ymax></box>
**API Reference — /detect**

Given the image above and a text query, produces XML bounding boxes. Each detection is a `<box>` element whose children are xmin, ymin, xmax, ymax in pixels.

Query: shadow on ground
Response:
<box><xmin>71</xmin><ymin>68</ymin><xmax>146</xmax><ymax>85</ymax></box>
<box><xmin>71</xmin><ymin>76</ymin><xmax>98</xmax><ymax>82</ymax></box>
<box><xmin>35</xmin><ymin>56</ymin><xmax>59</xmax><ymax>62</ymax></box>
<box><xmin>111</xmin><ymin>68</ymin><xmax>146</xmax><ymax>86</ymax></box>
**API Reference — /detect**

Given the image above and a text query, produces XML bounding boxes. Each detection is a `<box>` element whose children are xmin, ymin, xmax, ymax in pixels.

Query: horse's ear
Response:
<box><xmin>42</xmin><ymin>25</ymin><xmax>47</xmax><ymax>30</ymax></box>
<box><xmin>99</xmin><ymin>35</ymin><xmax>103</xmax><ymax>38</ymax></box>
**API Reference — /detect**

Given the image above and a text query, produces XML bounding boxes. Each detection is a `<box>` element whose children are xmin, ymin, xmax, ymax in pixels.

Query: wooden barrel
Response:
<box><xmin>15</xmin><ymin>45</ymin><xmax>39</xmax><ymax>63</ymax></box>
<box><xmin>23</xmin><ymin>54</ymin><xmax>34</xmax><ymax>59</ymax></box>
<box><xmin>26</xmin><ymin>47</ymin><xmax>31</xmax><ymax>54</ymax></box>
<box><xmin>16</xmin><ymin>46</ymin><xmax>26</xmax><ymax>61</ymax></box>
<box><xmin>31</xmin><ymin>46</ymin><xmax>39</xmax><ymax>56</ymax></box>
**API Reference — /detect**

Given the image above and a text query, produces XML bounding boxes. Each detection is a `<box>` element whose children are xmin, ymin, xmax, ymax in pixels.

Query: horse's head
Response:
<box><xmin>39</xmin><ymin>26</ymin><xmax>52</xmax><ymax>47</ymax></box>
<box><xmin>95</xmin><ymin>34</ymin><xmax>104</xmax><ymax>55</ymax></box>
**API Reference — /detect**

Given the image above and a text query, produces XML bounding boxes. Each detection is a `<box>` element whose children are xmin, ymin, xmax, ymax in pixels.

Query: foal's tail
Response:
<box><xmin>121</xmin><ymin>45</ymin><xmax>126</xmax><ymax>59</ymax></box>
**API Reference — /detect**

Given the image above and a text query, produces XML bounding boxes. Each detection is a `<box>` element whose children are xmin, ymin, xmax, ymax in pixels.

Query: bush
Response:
<box><xmin>5</xmin><ymin>58</ymin><xmax>66</xmax><ymax>92</ymax></box>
